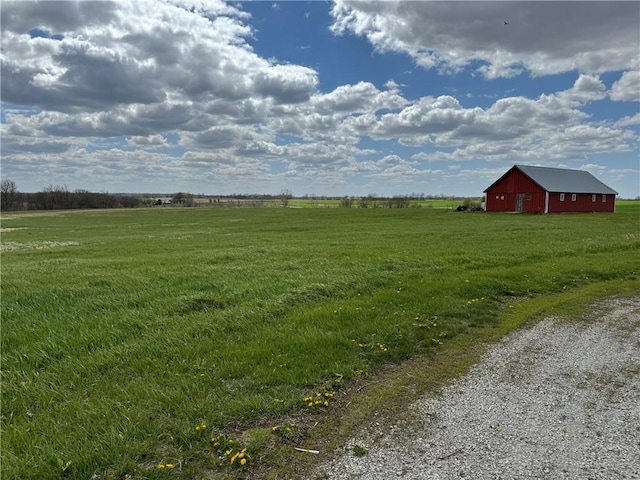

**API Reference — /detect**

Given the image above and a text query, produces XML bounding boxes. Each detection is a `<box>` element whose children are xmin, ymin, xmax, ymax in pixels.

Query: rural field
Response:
<box><xmin>2</xmin><ymin>203</ymin><xmax>639</xmax><ymax>479</ymax></box>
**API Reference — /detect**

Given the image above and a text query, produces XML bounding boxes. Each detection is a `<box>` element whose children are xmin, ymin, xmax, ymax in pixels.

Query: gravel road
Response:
<box><xmin>317</xmin><ymin>297</ymin><xmax>640</xmax><ymax>480</ymax></box>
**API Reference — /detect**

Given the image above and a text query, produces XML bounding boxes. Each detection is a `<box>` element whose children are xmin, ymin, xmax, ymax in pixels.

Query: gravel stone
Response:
<box><xmin>317</xmin><ymin>297</ymin><xmax>640</xmax><ymax>479</ymax></box>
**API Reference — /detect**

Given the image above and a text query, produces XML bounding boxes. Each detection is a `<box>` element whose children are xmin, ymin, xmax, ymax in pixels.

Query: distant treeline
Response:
<box><xmin>1</xmin><ymin>180</ymin><xmax>143</xmax><ymax>211</ymax></box>
<box><xmin>1</xmin><ymin>178</ymin><xmax>476</xmax><ymax>212</ymax></box>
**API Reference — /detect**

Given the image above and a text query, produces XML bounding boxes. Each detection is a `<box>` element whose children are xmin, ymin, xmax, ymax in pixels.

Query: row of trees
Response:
<box><xmin>1</xmin><ymin>179</ymin><xmax>478</xmax><ymax>212</ymax></box>
<box><xmin>339</xmin><ymin>195</ymin><xmax>414</xmax><ymax>208</ymax></box>
<box><xmin>0</xmin><ymin>180</ymin><xmax>143</xmax><ymax>211</ymax></box>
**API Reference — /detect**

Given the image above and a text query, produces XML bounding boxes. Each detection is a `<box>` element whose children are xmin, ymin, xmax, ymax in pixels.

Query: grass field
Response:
<box><xmin>2</xmin><ymin>204</ymin><xmax>639</xmax><ymax>479</ymax></box>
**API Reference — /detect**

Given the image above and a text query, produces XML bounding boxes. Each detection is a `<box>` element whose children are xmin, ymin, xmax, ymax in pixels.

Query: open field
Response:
<box><xmin>2</xmin><ymin>204</ymin><xmax>639</xmax><ymax>479</ymax></box>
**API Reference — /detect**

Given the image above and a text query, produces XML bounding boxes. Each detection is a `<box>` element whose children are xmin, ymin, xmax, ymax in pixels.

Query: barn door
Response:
<box><xmin>515</xmin><ymin>194</ymin><xmax>525</xmax><ymax>212</ymax></box>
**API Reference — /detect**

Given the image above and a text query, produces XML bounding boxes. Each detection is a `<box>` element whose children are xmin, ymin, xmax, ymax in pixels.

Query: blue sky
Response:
<box><xmin>1</xmin><ymin>1</ymin><xmax>639</xmax><ymax>197</ymax></box>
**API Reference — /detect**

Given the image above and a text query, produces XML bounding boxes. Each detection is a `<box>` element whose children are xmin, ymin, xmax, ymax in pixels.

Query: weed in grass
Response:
<box><xmin>211</xmin><ymin>434</ymin><xmax>250</xmax><ymax>469</ymax></box>
<box><xmin>352</xmin><ymin>445</ymin><xmax>368</xmax><ymax>457</ymax></box>
<box><xmin>270</xmin><ymin>423</ymin><xmax>304</xmax><ymax>444</ymax></box>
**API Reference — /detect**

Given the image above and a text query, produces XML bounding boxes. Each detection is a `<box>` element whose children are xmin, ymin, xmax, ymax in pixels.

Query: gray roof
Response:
<box><xmin>512</xmin><ymin>165</ymin><xmax>617</xmax><ymax>194</ymax></box>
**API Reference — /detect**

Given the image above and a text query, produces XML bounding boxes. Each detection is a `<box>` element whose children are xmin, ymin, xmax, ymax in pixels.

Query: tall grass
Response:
<box><xmin>2</xmin><ymin>205</ymin><xmax>639</xmax><ymax>478</ymax></box>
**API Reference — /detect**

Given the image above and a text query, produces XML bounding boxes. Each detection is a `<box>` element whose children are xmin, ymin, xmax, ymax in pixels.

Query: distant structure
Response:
<box><xmin>484</xmin><ymin>165</ymin><xmax>618</xmax><ymax>213</ymax></box>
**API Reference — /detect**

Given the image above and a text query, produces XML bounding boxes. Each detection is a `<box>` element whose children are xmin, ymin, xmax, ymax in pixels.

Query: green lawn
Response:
<box><xmin>2</xmin><ymin>205</ymin><xmax>639</xmax><ymax>479</ymax></box>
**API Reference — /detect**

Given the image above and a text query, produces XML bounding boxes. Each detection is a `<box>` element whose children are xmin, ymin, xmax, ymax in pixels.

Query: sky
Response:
<box><xmin>1</xmin><ymin>0</ymin><xmax>639</xmax><ymax>198</ymax></box>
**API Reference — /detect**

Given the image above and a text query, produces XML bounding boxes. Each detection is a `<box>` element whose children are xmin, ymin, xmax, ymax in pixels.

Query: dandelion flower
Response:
<box><xmin>240</xmin><ymin>458</ymin><xmax>247</xmax><ymax>466</ymax></box>
<box><xmin>166</xmin><ymin>464</ymin><xmax>174</xmax><ymax>469</ymax></box>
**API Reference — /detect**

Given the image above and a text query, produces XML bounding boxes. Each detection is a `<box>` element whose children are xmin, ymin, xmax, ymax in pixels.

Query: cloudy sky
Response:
<box><xmin>1</xmin><ymin>1</ymin><xmax>639</xmax><ymax>197</ymax></box>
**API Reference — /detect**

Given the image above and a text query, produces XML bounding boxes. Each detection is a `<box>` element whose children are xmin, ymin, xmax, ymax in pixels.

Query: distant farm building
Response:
<box><xmin>484</xmin><ymin>165</ymin><xmax>618</xmax><ymax>213</ymax></box>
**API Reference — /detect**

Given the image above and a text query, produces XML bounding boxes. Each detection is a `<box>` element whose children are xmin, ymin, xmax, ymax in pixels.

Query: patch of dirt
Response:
<box><xmin>1</xmin><ymin>241</ymin><xmax>80</xmax><ymax>252</ymax></box>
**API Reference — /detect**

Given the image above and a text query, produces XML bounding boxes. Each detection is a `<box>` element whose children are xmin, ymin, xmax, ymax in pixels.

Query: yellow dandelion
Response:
<box><xmin>157</xmin><ymin>464</ymin><xmax>165</xmax><ymax>469</ymax></box>
<box><xmin>272</xmin><ymin>425</ymin><xmax>279</xmax><ymax>431</ymax></box>
<box><xmin>324</xmin><ymin>400</ymin><xmax>329</xmax><ymax>407</ymax></box>
<box><xmin>240</xmin><ymin>458</ymin><xmax>247</xmax><ymax>466</ymax></box>
<box><xmin>166</xmin><ymin>464</ymin><xmax>174</xmax><ymax>469</ymax></box>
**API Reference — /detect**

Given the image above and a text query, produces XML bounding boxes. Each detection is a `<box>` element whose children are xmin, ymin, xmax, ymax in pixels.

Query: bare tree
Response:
<box><xmin>1</xmin><ymin>179</ymin><xmax>18</xmax><ymax>210</ymax></box>
<box><xmin>279</xmin><ymin>189</ymin><xmax>292</xmax><ymax>208</ymax></box>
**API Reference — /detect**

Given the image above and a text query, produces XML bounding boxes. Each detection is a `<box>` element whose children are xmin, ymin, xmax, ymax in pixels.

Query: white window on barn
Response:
<box><xmin>560</xmin><ymin>193</ymin><xmax>565</xmax><ymax>201</ymax></box>
<box><xmin>602</xmin><ymin>194</ymin><xmax>607</xmax><ymax>202</ymax></box>
<box><xmin>592</xmin><ymin>194</ymin><xmax>596</xmax><ymax>202</ymax></box>
<box><xmin>500</xmin><ymin>195</ymin><xmax>504</xmax><ymax>200</ymax></box>
<box><xmin>571</xmin><ymin>194</ymin><xmax>577</xmax><ymax>201</ymax></box>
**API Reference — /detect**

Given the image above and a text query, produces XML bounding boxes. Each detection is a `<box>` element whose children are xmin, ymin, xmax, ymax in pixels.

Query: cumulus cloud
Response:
<box><xmin>0</xmin><ymin>1</ymin><xmax>637</xmax><ymax>196</ymax></box>
<box><xmin>0</xmin><ymin>0</ymin><xmax>315</xmax><ymax>115</ymax></box>
<box><xmin>610</xmin><ymin>71</ymin><xmax>640</xmax><ymax>102</ymax></box>
<box><xmin>127</xmin><ymin>135</ymin><xmax>170</xmax><ymax>147</ymax></box>
<box><xmin>253</xmin><ymin>64</ymin><xmax>318</xmax><ymax>104</ymax></box>
<box><xmin>311</xmin><ymin>81</ymin><xmax>407</xmax><ymax>115</ymax></box>
<box><xmin>330</xmin><ymin>1</ymin><xmax>640</xmax><ymax>78</ymax></box>
<box><xmin>615</xmin><ymin>113</ymin><xmax>640</xmax><ymax>128</ymax></box>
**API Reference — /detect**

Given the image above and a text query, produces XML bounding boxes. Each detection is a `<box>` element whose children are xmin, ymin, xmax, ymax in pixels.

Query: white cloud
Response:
<box><xmin>559</xmin><ymin>74</ymin><xmax>607</xmax><ymax>105</ymax></box>
<box><xmin>610</xmin><ymin>71</ymin><xmax>640</xmax><ymax>102</ymax></box>
<box><xmin>330</xmin><ymin>1</ymin><xmax>640</xmax><ymax>78</ymax></box>
<box><xmin>311</xmin><ymin>81</ymin><xmax>407</xmax><ymax>115</ymax></box>
<box><xmin>0</xmin><ymin>0</ymin><xmax>317</xmax><ymax>113</ymax></box>
<box><xmin>615</xmin><ymin>113</ymin><xmax>640</xmax><ymax>128</ymax></box>
<box><xmin>253</xmin><ymin>64</ymin><xmax>318</xmax><ymax>104</ymax></box>
<box><xmin>127</xmin><ymin>135</ymin><xmax>169</xmax><ymax>147</ymax></box>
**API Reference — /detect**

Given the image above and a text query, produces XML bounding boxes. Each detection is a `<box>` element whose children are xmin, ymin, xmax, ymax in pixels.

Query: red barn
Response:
<box><xmin>484</xmin><ymin>165</ymin><xmax>617</xmax><ymax>213</ymax></box>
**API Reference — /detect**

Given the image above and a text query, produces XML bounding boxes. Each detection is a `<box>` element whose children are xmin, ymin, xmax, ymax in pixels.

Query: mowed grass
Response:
<box><xmin>2</xmin><ymin>205</ymin><xmax>639</xmax><ymax>479</ymax></box>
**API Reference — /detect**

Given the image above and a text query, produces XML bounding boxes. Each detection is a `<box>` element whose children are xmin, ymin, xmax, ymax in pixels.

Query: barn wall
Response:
<box><xmin>548</xmin><ymin>193</ymin><xmax>616</xmax><ymax>213</ymax></box>
<box><xmin>485</xmin><ymin>168</ymin><xmax>546</xmax><ymax>213</ymax></box>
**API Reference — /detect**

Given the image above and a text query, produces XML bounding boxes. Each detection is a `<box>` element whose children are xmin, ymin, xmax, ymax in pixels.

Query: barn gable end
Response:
<box><xmin>484</xmin><ymin>165</ymin><xmax>617</xmax><ymax>213</ymax></box>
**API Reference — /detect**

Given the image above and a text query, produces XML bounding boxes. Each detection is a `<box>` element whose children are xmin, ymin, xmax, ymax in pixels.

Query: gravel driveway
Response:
<box><xmin>317</xmin><ymin>297</ymin><xmax>640</xmax><ymax>479</ymax></box>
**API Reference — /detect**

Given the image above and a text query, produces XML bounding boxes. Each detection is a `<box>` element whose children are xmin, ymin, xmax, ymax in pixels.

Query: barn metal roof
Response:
<box><xmin>486</xmin><ymin>165</ymin><xmax>618</xmax><ymax>194</ymax></box>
